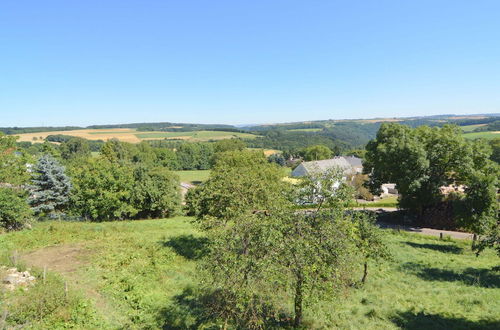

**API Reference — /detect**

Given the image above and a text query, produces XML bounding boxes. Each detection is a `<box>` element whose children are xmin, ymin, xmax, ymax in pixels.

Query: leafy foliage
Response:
<box><xmin>60</xmin><ymin>137</ymin><xmax>91</xmax><ymax>161</ymax></box>
<box><xmin>186</xmin><ymin>150</ymin><xmax>290</xmax><ymax>227</ymax></box>
<box><xmin>364</xmin><ymin>124</ymin><xmax>499</xmax><ymax>232</ymax></box>
<box><xmin>69</xmin><ymin>158</ymin><xmax>137</xmax><ymax>221</ymax></box>
<box><xmin>268</xmin><ymin>153</ymin><xmax>286</xmax><ymax>166</ymax></box>
<box><xmin>353</xmin><ymin>213</ymin><xmax>391</xmax><ymax>283</ymax></box>
<box><xmin>197</xmin><ymin>166</ymin><xmax>360</xmax><ymax>327</ymax></box>
<box><xmin>0</xmin><ymin>133</ymin><xmax>30</xmax><ymax>185</ymax></box>
<box><xmin>0</xmin><ymin>187</ymin><xmax>32</xmax><ymax>231</ymax></box>
<box><xmin>131</xmin><ymin>165</ymin><xmax>181</xmax><ymax>219</ymax></box>
<box><xmin>300</xmin><ymin>144</ymin><xmax>333</xmax><ymax>161</ymax></box>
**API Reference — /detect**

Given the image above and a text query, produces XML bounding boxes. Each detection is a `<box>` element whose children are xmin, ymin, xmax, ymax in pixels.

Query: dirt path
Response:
<box><xmin>22</xmin><ymin>243</ymin><xmax>92</xmax><ymax>274</ymax></box>
<box><xmin>21</xmin><ymin>243</ymin><xmax>125</xmax><ymax>326</ymax></box>
<box><xmin>378</xmin><ymin>222</ymin><xmax>474</xmax><ymax>240</ymax></box>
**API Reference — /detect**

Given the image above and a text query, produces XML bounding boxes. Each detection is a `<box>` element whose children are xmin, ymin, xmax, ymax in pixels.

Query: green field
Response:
<box><xmin>287</xmin><ymin>128</ymin><xmax>323</xmax><ymax>132</ymax></box>
<box><xmin>174</xmin><ymin>170</ymin><xmax>211</xmax><ymax>184</ymax></box>
<box><xmin>1</xmin><ymin>217</ymin><xmax>498</xmax><ymax>329</ymax></box>
<box><xmin>135</xmin><ymin>130</ymin><xmax>258</xmax><ymax>141</ymax></box>
<box><xmin>355</xmin><ymin>196</ymin><xmax>399</xmax><ymax>208</ymax></box>
<box><xmin>463</xmin><ymin>131</ymin><xmax>499</xmax><ymax>140</ymax></box>
<box><xmin>460</xmin><ymin>124</ymin><xmax>487</xmax><ymax>132</ymax></box>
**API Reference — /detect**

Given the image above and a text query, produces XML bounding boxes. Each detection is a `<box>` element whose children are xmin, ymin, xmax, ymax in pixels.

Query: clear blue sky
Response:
<box><xmin>1</xmin><ymin>0</ymin><xmax>499</xmax><ymax>127</ymax></box>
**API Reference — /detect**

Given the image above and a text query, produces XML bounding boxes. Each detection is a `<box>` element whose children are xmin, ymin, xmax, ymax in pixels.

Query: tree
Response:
<box><xmin>350</xmin><ymin>174</ymin><xmax>374</xmax><ymax>201</ymax></box>
<box><xmin>28</xmin><ymin>154</ymin><xmax>72</xmax><ymax>218</ymax></box>
<box><xmin>490</xmin><ymin>138</ymin><xmax>500</xmax><ymax>164</ymax></box>
<box><xmin>353</xmin><ymin>213</ymin><xmax>391</xmax><ymax>283</ymax></box>
<box><xmin>213</xmin><ymin>138</ymin><xmax>246</xmax><ymax>153</ymax></box>
<box><xmin>69</xmin><ymin>158</ymin><xmax>137</xmax><ymax>221</ymax></box>
<box><xmin>101</xmin><ymin>139</ymin><xmax>135</xmax><ymax>162</ymax></box>
<box><xmin>60</xmin><ymin>137</ymin><xmax>91</xmax><ymax>161</ymax></box>
<box><xmin>176</xmin><ymin>143</ymin><xmax>214</xmax><ymax>170</ymax></box>
<box><xmin>186</xmin><ymin>150</ymin><xmax>290</xmax><ymax>227</ymax></box>
<box><xmin>267</xmin><ymin>153</ymin><xmax>286</xmax><ymax>166</ymax></box>
<box><xmin>301</xmin><ymin>144</ymin><xmax>332</xmax><ymax>161</ymax></box>
<box><xmin>199</xmin><ymin>169</ymin><xmax>359</xmax><ymax>328</ymax></box>
<box><xmin>131</xmin><ymin>165</ymin><xmax>181</xmax><ymax>219</ymax></box>
<box><xmin>364</xmin><ymin>124</ymin><xmax>490</xmax><ymax>211</ymax></box>
<box><xmin>0</xmin><ymin>187</ymin><xmax>32</xmax><ymax>231</ymax></box>
<box><xmin>0</xmin><ymin>133</ymin><xmax>30</xmax><ymax>185</ymax></box>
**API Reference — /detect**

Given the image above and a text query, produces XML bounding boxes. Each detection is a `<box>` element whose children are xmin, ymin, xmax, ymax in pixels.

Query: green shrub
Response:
<box><xmin>0</xmin><ymin>188</ymin><xmax>32</xmax><ymax>231</ymax></box>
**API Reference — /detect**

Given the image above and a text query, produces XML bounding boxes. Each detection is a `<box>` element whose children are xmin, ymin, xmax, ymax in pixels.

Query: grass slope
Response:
<box><xmin>0</xmin><ymin>218</ymin><xmax>498</xmax><ymax>329</ymax></box>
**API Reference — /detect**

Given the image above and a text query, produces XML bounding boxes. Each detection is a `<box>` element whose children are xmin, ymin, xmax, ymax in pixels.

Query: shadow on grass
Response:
<box><xmin>391</xmin><ymin>311</ymin><xmax>500</xmax><ymax>330</ymax></box>
<box><xmin>159</xmin><ymin>287</ymin><xmax>297</xmax><ymax>330</ymax></box>
<box><xmin>162</xmin><ymin>235</ymin><xmax>209</xmax><ymax>260</ymax></box>
<box><xmin>405</xmin><ymin>241</ymin><xmax>463</xmax><ymax>254</ymax></box>
<box><xmin>403</xmin><ymin>262</ymin><xmax>499</xmax><ymax>288</ymax></box>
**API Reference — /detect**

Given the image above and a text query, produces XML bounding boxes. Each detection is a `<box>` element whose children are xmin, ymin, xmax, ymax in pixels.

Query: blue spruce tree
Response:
<box><xmin>28</xmin><ymin>154</ymin><xmax>72</xmax><ymax>218</ymax></box>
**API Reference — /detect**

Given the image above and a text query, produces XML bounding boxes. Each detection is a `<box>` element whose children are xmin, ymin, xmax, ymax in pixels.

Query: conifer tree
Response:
<box><xmin>28</xmin><ymin>154</ymin><xmax>72</xmax><ymax>217</ymax></box>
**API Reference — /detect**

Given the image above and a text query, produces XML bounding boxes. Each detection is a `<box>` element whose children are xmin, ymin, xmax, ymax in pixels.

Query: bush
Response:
<box><xmin>131</xmin><ymin>165</ymin><xmax>181</xmax><ymax>219</ymax></box>
<box><xmin>0</xmin><ymin>188</ymin><xmax>32</xmax><ymax>231</ymax></box>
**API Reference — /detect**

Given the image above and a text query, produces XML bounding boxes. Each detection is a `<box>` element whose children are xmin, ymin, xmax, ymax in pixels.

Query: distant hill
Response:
<box><xmin>3</xmin><ymin>113</ymin><xmax>499</xmax><ymax>151</ymax></box>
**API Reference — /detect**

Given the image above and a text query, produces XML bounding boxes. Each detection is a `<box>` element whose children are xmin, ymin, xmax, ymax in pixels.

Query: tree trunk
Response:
<box><xmin>361</xmin><ymin>261</ymin><xmax>368</xmax><ymax>284</ymax></box>
<box><xmin>472</xmin><ymin>233</ymin><xmax>477</xmax><ymax>250</ymax></box>
<box><xmin>294</xmin><ymin>273</ymin><xmax>304</xmax><ymax>327</ymax></box>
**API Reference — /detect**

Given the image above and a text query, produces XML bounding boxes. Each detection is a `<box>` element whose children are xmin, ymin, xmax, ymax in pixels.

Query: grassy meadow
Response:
<box><xmin>463</xmin><ymin>131</ymin><xmax>499</xmax><ymax>140</ymax></box>
<box><xmin>0</xmin><ymin>217</ymin><xmax>498</xmax><ymax>329</ymax></box>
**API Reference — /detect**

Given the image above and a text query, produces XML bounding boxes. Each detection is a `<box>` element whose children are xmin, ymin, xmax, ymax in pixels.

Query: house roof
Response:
<box><xmin>343</xmin><ymin>156</ymin><xmax>363</xmax><ymax>168</ymax></box>
<box><xmin>294</xmin><ymin>157</ymin><xmax>352</xmax><ymax>176</ymax></box>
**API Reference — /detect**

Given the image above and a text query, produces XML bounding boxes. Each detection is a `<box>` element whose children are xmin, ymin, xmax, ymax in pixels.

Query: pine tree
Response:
<box><xmin>28</xmin><ymin>154</ymin><xmax>72</xmax><ymax>217</ymax></box>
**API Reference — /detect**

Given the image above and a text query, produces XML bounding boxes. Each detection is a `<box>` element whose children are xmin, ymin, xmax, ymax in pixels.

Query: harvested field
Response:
<box><xmin>15</xmin><ymin>128</ymin><xmax>141</xmax><ymax>143</ymax></box>
<box><xmin>14</xmin><ymin>128</ymin><xmax>258</xmax><ymax>143</ymax></box>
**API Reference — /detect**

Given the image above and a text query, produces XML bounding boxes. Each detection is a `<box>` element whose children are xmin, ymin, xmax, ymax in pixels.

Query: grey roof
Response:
<box><xmin>291</xmin><ymin>157</ymin><xmax>353</xmax><ymax>177</ymax></box>
<box><xmin>343</xmin><ymin>156</ymin><xmax>363</xmax><ymax>168</ymax></box>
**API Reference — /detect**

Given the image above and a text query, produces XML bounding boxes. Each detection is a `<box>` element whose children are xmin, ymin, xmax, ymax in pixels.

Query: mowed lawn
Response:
<box><xmin>0</xmin><ymin>217</ymin><xmax>498</xmax><ymax>329</ymax></box>
<box><xmin>174</xmin><ymin>170</ymin><xmax>211</xmax><ymax>184</ymax></box>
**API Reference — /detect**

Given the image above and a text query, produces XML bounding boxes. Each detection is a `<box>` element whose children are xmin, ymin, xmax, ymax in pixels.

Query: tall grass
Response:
<box><xmin>0</xmin><ymin>217</ymin><xmax>498</xmax><ymax>328</ymax></box>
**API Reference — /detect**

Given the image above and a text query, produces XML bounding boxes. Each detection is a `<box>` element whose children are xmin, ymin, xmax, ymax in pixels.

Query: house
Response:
<box><xmin>381</xmin><ymin>183</ymin><xmax>398</xmax><ymax>195</ymax></box>
<box><xmin>291</xmin><ymin>156</ymin><xmax>360</xmax><ymax>178</ymax></box>
<box><xmin>343</xmin><ymin>156</ymin><xmax>363</xmax><ymax>174</ymax></box>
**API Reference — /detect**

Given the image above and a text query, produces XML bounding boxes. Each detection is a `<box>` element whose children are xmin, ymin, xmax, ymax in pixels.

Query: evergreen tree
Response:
<box><xmin>28</xmin><ymin>154</ymin><xmax>72</xmax><ymax>217</ymax></box>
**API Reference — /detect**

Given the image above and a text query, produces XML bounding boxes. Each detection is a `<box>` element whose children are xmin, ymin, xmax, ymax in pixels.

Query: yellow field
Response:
<box><xmin>15</xmin><ymin>128</ymin><xmax>258</xmax><ymax>143</ymax></box>
<box><xmin>15</xmin><ymin>128</ymin><xmax>141</xmax><ymax>143</ymax></box>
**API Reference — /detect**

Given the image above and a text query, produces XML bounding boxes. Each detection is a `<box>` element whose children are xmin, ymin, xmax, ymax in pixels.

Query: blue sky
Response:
<box><xmin>1</xmin><ymin>0</ymin><xmax>499</xmax><ymax>126</ymax></box>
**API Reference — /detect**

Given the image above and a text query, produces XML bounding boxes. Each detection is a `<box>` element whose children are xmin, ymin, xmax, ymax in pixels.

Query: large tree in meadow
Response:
<box><xmin>195</xmin><ymin>158</ymin><xmax>360</xmax><ymax>328</ymax></box>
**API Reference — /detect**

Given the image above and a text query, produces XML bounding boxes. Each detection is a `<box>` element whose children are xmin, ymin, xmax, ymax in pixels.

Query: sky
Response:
<box><xmin>1</xmin><ymin>0</ymin><xmax>499</xmax><ymax>127</ymax></box>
